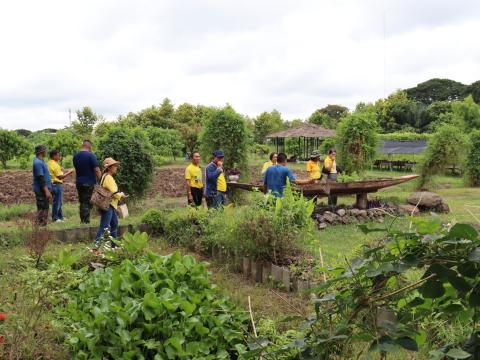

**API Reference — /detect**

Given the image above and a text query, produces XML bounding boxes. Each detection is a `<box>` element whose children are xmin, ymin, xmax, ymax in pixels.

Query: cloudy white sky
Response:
<box><xmin>0</xmin><ymin>0</ymin><xmax>479</xmax><ymax>130</ymax></box>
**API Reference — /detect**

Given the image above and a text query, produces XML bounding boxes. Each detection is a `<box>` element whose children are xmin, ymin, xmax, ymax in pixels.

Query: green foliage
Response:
<box><xmin>141</xmin><ymin>209</ymin><xmax>166</xmax><ymax>234</ymax></box>
<box><xmin>464</xmin><ymin>80</ymin><xmax>480</xmax><ymax>104</ymax></box>
<box><xmin>285</xmin><ymin>137</ymin><xmax>301</xmax><ymax>157</ymax></box>
<box><xmin>252</xmin><ymin>144</ymin><xmax>270</xmax><ymax>156</ymax></box>
<box><xmin>97</xmin><ymin>126</ymin><xmax>154</xmax><ymax>200</ymax></box>
<box><xmin>452</xmin><ymin>95</ymin><xmax>480</xmax><ymax>132</ymax></box>
<box><xmin>420</xmin><ymin>101</ymin><xmax>453</xmax><ymax>131</ymax></box>
<box><xmin>406</xmin><ymin>78</ymin><xmax>467</xmax><ymax>104</ymax></box>
<box><xmin>0</xmin><ymin>204</ymin><xmax>33</xmax><ymax>221</ymax></box>
<box><xmin>319</xmin><ymin>137</ymin><xmax>336</xmax><ymax>155</ymax></box>
<box><xmin>200</xmin><ymin>105</ymin><xmax>249</xmax><ymax>171</ymax></box>
<box><xmin>72</xmin><ymin>106</ymin><xmax>100</xmax><ymax>137</ymax></box>
<box><xmin>376</xmin><ymin>90</ymin><xmax>419</xmax><ymax>132</ymax></box>
<box><xmin>0</xmin><ymin>129</ymin><xmax>31</xmax><ymax>168</ymax></box>
<box><xmin>60</xmin><ymin>252</ymin><xmax>248</xmax><ymax>359</ymax></box>
<box><xmin>147</xmin><ymin>127</ymin><xmax>183</xmax><ymax>160</ymax></box>
<box><xmin>337</xmin><ymin>172</ymin><xmax>360</xmax><ymax>183</ymax></box>
<box><xmin>286</xmin><ymin>219</ymin><xmax>480</xmax><ymax>359</ymax></box>
<box><xmin>419</xmin><ymin>124</ymin><xmax>467</xmax><ymax>188</ymax></box>
<box><xmin>46</xmin><ymin>129</ymin><xmax>81</xmax><ymax>157</ymax></box>
<box><xmin>336</xmin><ymin>110</ymin><xmax>378</xmax><ymax>175</ymax></box>
<box><xmin>465</xmin><ymin>130</ymin><xmax>480</xmax><ymax>186</ymax></box>
<box><xmin>164</xmin><ymin>207</ymin><xmax>209</xmax><ymax>251</ymax></box>
<box><xmin>253</xmin><ymin>110</ymin><xmax>284</xmax><ymax>144</ymax></box>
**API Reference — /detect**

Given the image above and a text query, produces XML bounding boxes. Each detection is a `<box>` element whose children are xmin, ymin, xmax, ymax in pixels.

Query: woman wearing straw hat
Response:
<box><xmin>95</xmin><ymin>157</ymin><xmax>126</xmax><ymax>247</ymax></box>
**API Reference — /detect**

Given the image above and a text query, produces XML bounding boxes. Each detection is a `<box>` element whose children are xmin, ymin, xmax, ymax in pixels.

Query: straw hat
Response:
<box><xmin>103</xmin><ymin>157</ymin><xmax>120</xmax><ymax>170</ymax></box>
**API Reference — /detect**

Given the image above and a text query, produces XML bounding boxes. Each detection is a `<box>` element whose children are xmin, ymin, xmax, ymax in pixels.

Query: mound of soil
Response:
<box><xmin>0</xmin><ymin>165</ymin><xmax>311</xmax><ymax>205</ymax></box>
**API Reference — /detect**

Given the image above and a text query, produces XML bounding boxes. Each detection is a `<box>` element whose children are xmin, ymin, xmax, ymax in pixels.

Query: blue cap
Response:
<box><xmin>35</xmin><ymin>144</ymin><xmax>47</xmax><ymax>155</ymax></box>
<box><xmin>213</xmin><ymin>150</ymin><xmax>225</xmax><ymax>158</ymax></box>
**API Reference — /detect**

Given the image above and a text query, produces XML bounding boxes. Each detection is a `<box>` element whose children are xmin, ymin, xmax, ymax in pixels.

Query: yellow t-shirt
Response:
<box><xmin>261</xmin><ymin>161</ymin><xmax>273</xmax><ymax>175</ymax></box>
<box><xmin>324</xmin><ymin>157</ymin><xmax>337</xmax><ymax>174</ymax></box>
<box><xmin>101</xmin><ymin>174</ymin><xmax>123</xmax><ymax>209</ymax></box>
<box><xmin>48</xmin><ymin>159</ymin><xmax>63</xmax><ymax>184</ymax></box>
<box><xmin>185</xmin><ymin>163</ymin><xmax>203</xmax><ymax>189</ymax></box>
<box><xmin>217</xmin><ymin>173</ymin><xmax>227</xmax><ymax>192</ymax></box>
<box><xmin>306</xmin><ymin>160</ymin><xmax>321</xmax><ymax>180</ymax></box>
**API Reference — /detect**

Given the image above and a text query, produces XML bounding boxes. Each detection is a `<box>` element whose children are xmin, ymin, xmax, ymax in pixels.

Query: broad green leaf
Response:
<box><xmin>445</xmin><ymin>348</ymin><xmax>472</xmax><ymax>359</ymax></box>
<box><xmin>444</xmin><ymin>223</ymin><xmax>478</xmax><ymax>241</ymax></box>
<box><xmin>419</xmin><ymin>280</ymin><xmax>445</xmax><ymax>298</ymax></box>
<box><xmin>395</xmin><ymin>337</ymin><xmax>418</xmax><ymax>351</ymax></box>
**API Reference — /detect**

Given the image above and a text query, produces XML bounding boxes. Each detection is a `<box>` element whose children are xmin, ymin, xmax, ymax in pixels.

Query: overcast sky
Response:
<box><xmin>0</xmin><ymin>0</ymin><xmax>479</xmax><ymax>130</ymax></box>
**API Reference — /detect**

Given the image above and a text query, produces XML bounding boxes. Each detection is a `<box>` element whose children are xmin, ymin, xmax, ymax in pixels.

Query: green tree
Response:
<box><xmin>72</xmin><ymin>106</ymin><xmax>99</xmax><ymax>137</ymax></box>
<box><xmin>419</xmin><ymin>100</ymin><xmax>453</xmax><ymax>131</ymax></box>
<box><xmin>336</xmin><ymin>110</ymin><xmax>378</xmax><ymax>175</ymax></box>
<box><xmin>147</xmin><ymin>128</ymin><xmax>183</xmax><ymax>160</ymax></box>
<box><xmin>418</xmin><ymin>124</ymin><xmax>467</xmax><ymax>188</ymax></box>
<box><xmin>46</xmin><ymin>129</ymin><xmax>81</xmax><ymax>157</ymax></box>
<box><xmin>318</xmin><ymin>104</ymin><xmax>349</xmax><ymax>120</ymax></box>
<box><xmin>375</xmin><ymin>90</ymin><xmax>418</xmax><ymax>132</ymax></box>
<box><xmin>465</xmin><ymin>129</ymin><xmax>480</xmax><ymax>186</ymax></box>
<box><xmin>464</xmin><ymin>80</ymin><xmax>480</xmax><ymax>104</ymax></box>
<box><xmin>173</xmin><ymin>102</ymin><xmax>196</xmax><ymax>124</ymax></box>
<box><xmin>308</xmin><ymin>110</ymin><xmax>333</xmax><ymax>128</ymax></box>
<box><xmin>200</xmin><ymin>105</ymin><xmax>249</xmax><ymax>171</ymax></box>
<box><xmin>405</xmin><ymin>78</ymin><xmax>467</xmax><ymax>104</ymax></box>
<box><xmin>452</xmin><ymin>95</ymin><xmax>480</xmax><ymax>132</ymax></box>
<box><xmin>253</xmin><ymin>110</ymin><xmax>284</xmax><ymax>144</ymax></box>
<box><xmin>0</xmin><ymin>129</ymin><xmax>31</xmax><ymax>168</ymax></box>
<box><xmin>97</xmin><ymin>126</ymin><xmax>154</xmax><ymax>200</ymax></box>
<box><xmin>178</xmin><ymin>123</ymin><xmax>202</xmax><ymax>156</ymax></box>
<box><xmin>173</xmin><ymin>104</ymin><xmax>214</xmax><ymax>154</ymax></box>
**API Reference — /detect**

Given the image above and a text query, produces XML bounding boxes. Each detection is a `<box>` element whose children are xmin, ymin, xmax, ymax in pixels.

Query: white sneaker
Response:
<box><xmin>54</xmin><ymin>219</ymin><xmax>63</xmax><ymax>223</ymax></box>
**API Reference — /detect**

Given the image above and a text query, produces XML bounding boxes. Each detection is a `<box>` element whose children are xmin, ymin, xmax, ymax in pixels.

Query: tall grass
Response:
<box><xmin>0</xmin><ymin>204</ymin><xmax>34</xmax><ymax>221</ymax></box>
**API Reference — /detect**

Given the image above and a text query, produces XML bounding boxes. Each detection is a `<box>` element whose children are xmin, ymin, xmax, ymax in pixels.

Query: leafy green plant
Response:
<box><xmin>465</xmin><ymin>129</ymin><xmax>480</xmax><ymax>186</ymax></box>
<box><xmin>284</xmin><ymin>217</ymin><xmax>480</xmax><ymax>359</ymax></box>
<box><xmin>419</xmin><ymin>124</ymin><xmax>467</xmax><ymax>189</ymax></box>
<box><xmin>337</xmin><ymin>172</ymin><xmax>361</xmax><ymax>183</ymax></box>
<box><xmin>0</xmin><ymin>129</ymin><xmax>31</xmax><ymax>169</ymax></box>
<box><xmin>141</xmin><ymin>208</ymin><xmax>166</xmax><ymax>234</ymax></box>
<box><xmin>97</xmin><ymin>126</ymin><xmax>155</xmax><ymax>200</ymax></box>
<box><xmin>60</xmin><ymin>252</ymin><xmax>248</xmax><ymax>359</ymax></box>
<box><xmin>200</xmin><ymin>105</ymin><xmax>249</xmax><ymax>172</ymax></box>
<box><xmin>336</xmin><ymin>110</ymin><xmax>378</xmax><ymax>175</ymax></box>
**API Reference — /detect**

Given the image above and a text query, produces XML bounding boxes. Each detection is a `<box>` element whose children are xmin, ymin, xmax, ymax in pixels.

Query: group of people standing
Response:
<box><xmin>32</xmin><ymin>140</ymin><xmax>125</xmax><ymax>247</ymax></box>
<box><xmin>183</xmin><ymin>148</ymin><xmax>340</xmax><ymax>208</ymax></box>
<box><xmin>262</xmin><ymin>148</ymin><xmax>340</xmax><ymax>204</ymax></box>
<box><xmin>184</xmin><ymin>150</ymin><xmax>227</xmax><ymax>209</ymax></box>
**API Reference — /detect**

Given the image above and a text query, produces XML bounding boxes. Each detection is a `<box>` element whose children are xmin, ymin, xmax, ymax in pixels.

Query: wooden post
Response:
<box><xmin>356</xmin><ymin>193</ymin><xmax>368</xmax><ymax>209</ymax></box>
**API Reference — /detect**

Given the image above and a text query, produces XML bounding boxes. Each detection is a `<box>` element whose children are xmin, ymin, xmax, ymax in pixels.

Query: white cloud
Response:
<box><xmin>0</xmin><ymin>0</ymin><xmax>479</xmax><ymax>130</ymax></box>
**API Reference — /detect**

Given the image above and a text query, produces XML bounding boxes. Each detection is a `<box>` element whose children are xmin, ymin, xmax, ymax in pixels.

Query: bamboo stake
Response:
<box><xmin>247</xmin><ymin>296</ymin><xmax>258</xmax><ymax>338</ymax></box>
<box><xmin>319</xmin><ymin>247</ymin><xmax>327</xmax><ymax>282</ymax></box>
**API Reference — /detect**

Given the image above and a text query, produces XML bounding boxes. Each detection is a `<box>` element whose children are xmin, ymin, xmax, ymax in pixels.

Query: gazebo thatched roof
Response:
<box><xmin>266</xmin><ymin>123</ymin><xmax>335</xmax><ymax>139</ymax></box>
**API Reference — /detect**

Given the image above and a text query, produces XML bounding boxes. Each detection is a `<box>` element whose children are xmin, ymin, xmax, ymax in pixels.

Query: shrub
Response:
<box><xmin>465</xmin><ymin>129</ymin><xmax>480</xmax><ymax>186</ymax></box>
<box><xmin>319</xmin><ymin>137</ymin><xmax>336</xmax><ymax>155</ymax></box>
<box><xmin>60</xmin><ymin>252</ymin><xmax>248</xmax><ymax>359</ymax></box>
<box><xmin>418</xmin><ymin>124</ymin><xmax>467</xmax><ymax>188</ymax></box>
<box><xmin>46</xmin><ymin>129</ymin><xmax>81</xmax><ymax>157</ymax></box>
<box><xmin>164</xmin><ymin>207</ymin><xmax>209</xmax><ymax>251</ymax></box>
<box><xmin>252</xmin><ymin>144</ymin><xmax>270</xmax><ymax>156</ymax></box>
<box><xmin>336</xmin><ymin>111</ymin><xmax>378</xmax><ymax>175</ymax></box>
<box><xmin>97</xmin><ymin>126</ymin><xmax>155</xmax><ymax>200</ymax></box>
<box><xmin>0</xmin><ymin>129</ymin><xmax>31</xmax><ymax>169</ymax></box>
<box><xmin>141</xmin><ymin>209</ymin><xmax>166</xmax><ymax>234</ymax></box>
<box><xmin>200</xmin><ymin>105</ymin><xmax>249</xmax><ymax>172</ymax></box>
<box><xmin>147</xmin><ymin>127</ymin><xmax>183</xmax><ymax>160</ymax></box>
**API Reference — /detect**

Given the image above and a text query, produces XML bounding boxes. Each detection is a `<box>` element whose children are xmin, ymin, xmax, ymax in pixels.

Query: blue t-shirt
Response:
<box><xmin>32</xmin><ymin>157</ymin><xmax>52</xmax><ymax>193</ymax></box>
<box><xmin>73</xmin><ymin>151</ymin><xmax>99</xmax><ymax>185</ymax></box>
<box><xmin>263</xmin><ymin>165</ymin><xmax>296</xmax><ymax>197</ymax></box>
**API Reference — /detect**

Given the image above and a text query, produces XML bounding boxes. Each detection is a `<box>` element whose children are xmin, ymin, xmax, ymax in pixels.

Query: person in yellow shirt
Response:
<box><xmin>185</xmin><ymin>152</ymin><xmax>204</xmax><ymax>207</ymax></box>
<box><xmin>261</xmin><ymin>152</ymin><xmax>278</xmax><ymax>176</ymax></box>
<box><xmin>323</xmin><ymin>148</ymin><xmax>339</xmax><ymax>206</ymax></box>
<box><xmin>95</xmin><ymin>157</ymin><xmax>126</xmax><ymax>247</ymax></box>
<box><xmin>47</xmin><ymin>150</ymin><xmax>73</xmax><ymax>222</ymax></box>
<box><xmin>306</xmin><ymin>150</ymin><xmax>322</xmax><ymax>181</ymax></box>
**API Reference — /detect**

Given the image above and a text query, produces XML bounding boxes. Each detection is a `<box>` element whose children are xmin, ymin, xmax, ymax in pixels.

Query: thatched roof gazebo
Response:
<box><xmin>266</xmin><ymin>123</ymin><xmax>335</xmax><ymax>161</ymax></box>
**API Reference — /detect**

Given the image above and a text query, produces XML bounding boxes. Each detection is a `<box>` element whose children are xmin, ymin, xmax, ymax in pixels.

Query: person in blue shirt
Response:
<box><xmin>205</xmin><ymin>150</ymin><xmax>227</xmax><ymax>209</ymax></box>
<box><xmin>73</xmin><ymin>140</ymin><xmax>101</xmax><ymax>224</ymax></box>
<box><xmin>32</xmin><ymin>144</ymin><xmax>52</xmax><ymax>226</ymax></box>
<box><xmin>263</xmin><ymin>153</ymin><xmax>313</xmax><ymax>197</ymax></box>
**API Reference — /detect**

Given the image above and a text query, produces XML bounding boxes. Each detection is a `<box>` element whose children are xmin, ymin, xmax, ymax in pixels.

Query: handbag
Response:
<box><xmin>90</xmin><ymin>174</ymin><xmax>113</xmax><ymax>211</ymax></box>
<box><xmin>117</xmin><ymin>203</ymin><xmax>129</xmax><ymax>219</ymax></box>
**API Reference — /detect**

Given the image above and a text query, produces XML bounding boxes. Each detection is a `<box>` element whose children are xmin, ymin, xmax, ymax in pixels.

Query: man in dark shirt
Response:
<box><xmin>73</xmin><ymin>140</ymin><xmax>101</xmax><ymax>224</ymax></box>
<box><xmin>32</xmin><ymin>144</ymin><xmax>52</xmax><ymax>226</ymax></box>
